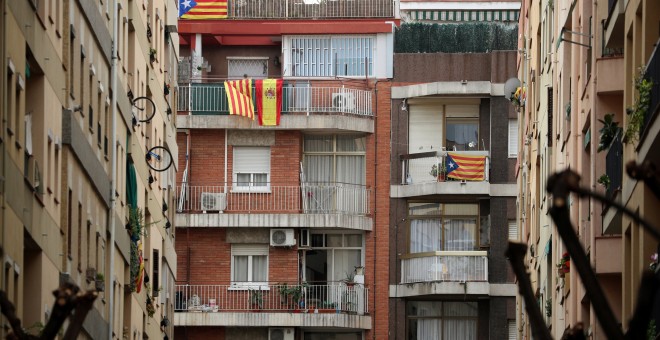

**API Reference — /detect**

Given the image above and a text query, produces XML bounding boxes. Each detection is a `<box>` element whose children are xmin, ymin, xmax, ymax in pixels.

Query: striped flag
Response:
<box><xmin>179</xmin><ymin>0</ymin><xmax>228</xmax><ymax>19</ymax></box>
<box><xmin>135</xmin><ymin>241</ymin><xmax>145</xmax><ymax>293</ymax></box>
<box><xmin>224</xmin><ymin>79</ymin><xmax>255</xmax><ymax>120</ymax></box>
<box><xmin>255</xmin><ymin>79</ymin><xmax>283</xmax><ymax>126</ymax></box>
<box><xmin>445</xmin><ymin>152</ymin><xmax>486</xmax><ymax>181</ymax></box>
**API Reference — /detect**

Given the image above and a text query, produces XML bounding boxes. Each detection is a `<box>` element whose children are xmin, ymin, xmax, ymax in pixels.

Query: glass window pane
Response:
<box><xmin>304</xmin><ymin>155</ymin><xmax>333</xmax><ymax>183</ymax></box>
<box><xmin>409</xmin><ymin>219</ymin><xmax>442</xmax><ymax>253</ymax></box>
<box><xmin>443</xmin><ymin>204</ymin><xmax>478</xmax><ymax>216</ymax></box>
<box><xmin>443</xmin><ymin>302</ymin><xmax>478</xmax><ymax>317</ymax></box>
<box><xmin>311</xmin><ymin>234</ymin><xmax>324</xmax><ymax>247</ymax></box>
<box><xmin>409</xmin><ymin>203</ymin><xmax>441</xmax><ymax>216</ymax></box>
<box><xmin>236</xmin><ymin>173</ymin><xmax>250</xmax><ymax>186</ymax></box>
<box><xmin>345</xmin><ymin>234</ymin><xmax>362</xmax><ymax>247</ymax></box>
<box><xmin>337</xmin><ymin>135</ymin><xmax>366</xmax><ymax>152</ymax></box>
<box><xmin>446</xmin><ymin>119</ymin><xmax>479</xmax><ymax>151</ymax></box>
<box><xmin>253</xmin><ymin>173</ymin><xmax>268</xmax><ymax>186</ymax></box>
<box><xmin>304</xmin><ymin>135</ymin><xmax>333</xmax><ymax>152</ymax></box>
<box><xmin>407</xmin><ymin>301</ymin><xmax>443</xmax><ymax>317</ymax></box>
<box><xmin>333</xmin><ymin>249</ymin><xmax>361</xmax><ymax>281</ymax></box>
<box><xmin>326</xmin><ymin>234</ymin><xmax>342</xmax><ymax>247</ymax></box>
<box><xmin>233</xmin><ymin>256</ymin><xmax>248</xmax><ymax>282</ymax></box>
<box><xmin>252</xmin><ymin>255</ymin><xmax>268</xmax><ymax>281</ymax></box>
<box><xmin>443</xmin><ymin>218</ymin><xmax>477</xmax><ymax>251</ymax></box>
<box><xmin>336</xmin><ymin>155</ymin><xmax>365</xmax><ymax>185</ymax></box>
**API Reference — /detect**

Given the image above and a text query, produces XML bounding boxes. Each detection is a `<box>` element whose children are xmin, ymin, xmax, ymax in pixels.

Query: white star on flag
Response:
<box><xmin>448</xmin><ymin>162</ymin><xmax>456</xmax><ymax>169</ymax></box>
<box><xmin>182</xmin><ymin>0</ymin><xmax>192</xmax><ymax>8</ymax></box>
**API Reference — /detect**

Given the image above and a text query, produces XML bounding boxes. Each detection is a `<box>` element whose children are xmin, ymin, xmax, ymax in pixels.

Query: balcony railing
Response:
<box><xmin>176</xmin><ymin>183</ymin><xmax>371</xmax><ymax>215</ymax></box>
<box><xmin>400</xmin><ymin>251</ymin><xmax>488</xmax><ymax>284</ymax></box>
<box><xmin>400</xmin><ymin>151</ymin><xmax>490</xmax><ymax>185</ymax></box>
<box><xmin>177</xmin><ymin>84</ymin><xmax>373</xmax><ymax>117</ymax></box>
<box><xmin>225</xmin><ymin>0</ymin><xmax>394</xmax><ymax>19</ymax></box>
<box><xmin>174</xmin><ymin>283</ymin><xmax>368</xmax><ymax>314</ymax></box>
<box><xmin>604</xmin><ymin>134</ymin><xmax>622</xmax><ymax>213</ymax></box>
<box><xmin>643</xmin><ymin>39</ymin><xmax>660</xmax><ymax>137</ymax></box>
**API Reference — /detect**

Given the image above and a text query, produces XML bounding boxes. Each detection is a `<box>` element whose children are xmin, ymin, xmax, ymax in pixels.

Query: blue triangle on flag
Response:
<box><xmin>179</xmin><ymin>0</ymin><xmax>197</xmax><ymax>17</ymax></box>
<box><xmin>445</xmin><ymin>154</ymin><xmax>459</xmax><ymax>175</ymax></box>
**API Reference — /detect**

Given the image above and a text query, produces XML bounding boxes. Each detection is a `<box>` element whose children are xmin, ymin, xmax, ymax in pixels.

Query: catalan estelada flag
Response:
<box><xmin>255</xmin><ymin>79</ymin><xmax>283</xmax><ymax>126</ymax></box>
<box><xmin>224</xmin><ymin>79</ymin><xmax>255</xmax><ymax>120</ymax></box>
<box><xmin>179</xmin><ymin>0</ymin><xmax>228</xmax><ymax>19</ymax></box>
<box><xmin>445</xmin><ymin>152</ymin><xmax>486</xmax><ymax>181</ymax></box>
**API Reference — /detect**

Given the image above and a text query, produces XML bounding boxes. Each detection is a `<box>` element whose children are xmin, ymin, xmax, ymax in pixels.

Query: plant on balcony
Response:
<box><xmin>648</xmin><ymin>319</ymin><xmax>657</xmax><ymax>340</ymax></box>
<box><xmin>343</xmin><ymin>272</ymin><xmax>356</xmax><ymax>287</ymax></box>
<box><xmin>278</xmin><ymin>283</ymin><xmax>306</xmax><ymax>310</ymax></box>
<box><xmin>624</xmin><ymin>67</ymin><xmax>653</xmax><ymax>144</ymax></box>
<box><xmin>249</xmin><ymin>289</ymin><xmax>264</xmax><ymax>310</ymax></box>
<box><xmin>556</xmin><ymin>252</ymin><xmax>570</xmax><ymax>278</ymax></box>
<box><xmin>545</xmin><ymin>297</ymin><xmax>552</xmax><ymax>317</ymax></box>
<box><xmin>510</xmin><ymin>86</ymin><xmax>526</xmax><ymax>109</ymax></box>
<box><xmin>597</xmin><ymin>113</ymin><xmax>621</xmax><ymax>152</ymax></box>
<box><xmin>95</xmin><ymin>273</ymin><xmax>105</xmax><ymax>292</ymax></box>
<box><xmin>430</xmin><ymin>163</ymin><xmax>447</xmax><ymax>181</ymax></box>
<box><xmin>597</xmin><ymin>174</ymin><xmax>611</xmax><ymax>190</ymax></box>
<box><xmin>149</xmin><ymin>48</ymin><xmax>157</xmax><ymax>64</ymax></box>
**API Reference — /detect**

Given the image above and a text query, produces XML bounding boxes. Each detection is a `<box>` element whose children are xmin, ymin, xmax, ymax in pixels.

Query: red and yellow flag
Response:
<box><xmin>135</xmin><ymin>241</ymin><xmax>145</xmax><ymax>293</ymax></box>
<box><xmin>225</xmin><ymin>79</ymin><xmax>255</xmax><ymax>120</ymax></box>
<box><xmin>445</xmin><ymin>152</ymin><xmax>486</xmax><ymax>181</ymax></box>
<box><xmin>255</xmin><ymin>79</ymin><xmax>283</xmax><ymax>126</ymax></box>
<box><xmin>179</xmin><ymin>0</ymin><xmax>228</xmax><ymax>19</ymax></box>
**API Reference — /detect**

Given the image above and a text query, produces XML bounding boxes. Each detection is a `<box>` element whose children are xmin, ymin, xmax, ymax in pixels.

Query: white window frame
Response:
<box><xmin>283</xmin><ymin>35</ymin><xmax>376</xmax><ymax>78</ymax></box>
<box><xmin>232</xmin><ymin>146</ymin><xmax>271</xmax><ymax>193</ymax></box>
<box><xmin>508</xmin><ymin>118</ymin><xmax>519</xmax><ymax>158</ymax></box>
<box><xmin>230</xmin><ymin>244</ymin><xmax>269</xmax><ymax>290</ymax></box>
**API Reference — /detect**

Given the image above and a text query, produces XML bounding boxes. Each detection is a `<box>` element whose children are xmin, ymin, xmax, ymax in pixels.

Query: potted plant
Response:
<box><xmin>343</xmin><ymin>272</ymin><xmax>356</xmax><ymax>287</ymax></box>
<box><xmin>597</xmin><ymin>113</ymin><xmax>621</xmax><ymax>152</ymax></box>
<box><xmin>597</xmin><ymin>174</ymin><xmax>611</xmax><ymax>190</ymax></box>
<box><xmin>249</xmin><ymin>289</ymin><xmax>264</xmax><ymax>311</ymax></box>
<box><xmin>95</xmin><ymin>273</ymin><xmax>105</xmax><ymax>292</ymax></box>
<box><xmin>624</xmin><ymin>67</ymin><xmax>653</xmax><ymax>144</ymax></box>
<box><xmin>557</xmin><ymin>252</ymin><xmax>570</xmax><ymax>278</ymax></box>
<box><xmin>149</xmin><ymin>48</ymin><xmax>157</xmax><ymax>64</ymax></box>
<box><xmin>430</xmin><ymin>163</ymin><xmax>446</xmax><ymax>182</ymax></box>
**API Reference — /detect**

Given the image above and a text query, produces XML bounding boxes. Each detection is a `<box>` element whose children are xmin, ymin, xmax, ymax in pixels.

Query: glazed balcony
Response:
<box><xmin>400</xmin><ymin>251</ymin><xmax>488</xmax><ymax>284</ymax></box>
<box><xmin>390</xmin><ymin>151</ymin><xmax>506</xmax><ymax>198</ymax></box>
<box><xmin>174</xmin><ymin>283</ymin><xmax>371</xmax><ymax>329</ymax></box>
<box><xmin>176</xmin><ymin>183</ymin><xmax>373</xmax><ymax>230</ymax></box>
<box><xmin>177</xmin><ymin>84</ymin><xmax>374</xmax><ymax>132</ymax></box>
<box><xmin>226</xmin><ymin>0</ymin><xmax>394</xmax><ymax>19</ymax></box>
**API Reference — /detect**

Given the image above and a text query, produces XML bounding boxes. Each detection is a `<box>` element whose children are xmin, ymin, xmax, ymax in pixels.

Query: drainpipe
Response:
<box><xmin>107</xmin><ymin>1</ymin><xmax>120</xmax><ymax>338</ymax></box>
<box><xmin>371</xmin><ymin>79</ymin><xmax>378</xmax><ymax>340</ymax></box>
<box><xmin>0</xmin><ymin>0</ymin><xmax>6</xmax><ymax>321</ymax></box>
<box><xmin>224</xmin><ymin>129</ymin><xmax>228</xmax><ymax>193</ymax></box>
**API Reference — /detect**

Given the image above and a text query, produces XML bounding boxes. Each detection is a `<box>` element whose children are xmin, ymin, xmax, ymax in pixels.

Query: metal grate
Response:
<box><xmin>285</xmin><ymin>36</ymin><xmax>374</xmax><ymax>77</ymax></box>
<box><xmin>228</xmin><ymin>58</ymin><xmax>268</xmax><ymax>79</ymax></box>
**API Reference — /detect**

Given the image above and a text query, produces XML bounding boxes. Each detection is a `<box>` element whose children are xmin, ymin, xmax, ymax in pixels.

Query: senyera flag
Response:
<box><xmin>225</xmin><ymin>79</ymin><xmax>255</xmax><ymax>120</ymax></box>
<box><xmin>135</xmin><ymin>241</ymin><xmax>145</xmax><ymax>293</ymax></box>
<box><xmin>445</xmin><ymin>152</ymin><xmax>486</xmax><ymax>181</ymax></box>
<box><xmin>179</xmin><ymin>0</ymin><xmax>228</xmax><ymax>19</ymax></box>
<box><xmin>255</xmin><ymin>79</ymin><xmax>283</xmax><ymax>126</ymax></box>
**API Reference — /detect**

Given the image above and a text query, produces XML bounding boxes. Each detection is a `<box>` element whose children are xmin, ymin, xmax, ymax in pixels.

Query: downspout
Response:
<box><xmin>224</xmin><ymin>129</ymin><xmax>228</xmax><ymax>193</ymax></box>
<box><xmin>108</xmin><ymin>1</ymin><xmax>120</xmax><ymax>338</ymax></box>
<box><xmin>372</xmin><ymin>79</ymin><xmax>378</xmax><ymax>340</ymax></box>
<box><xmin>0</xmin><ymin>0</ymin><xmax>6</xmax><ymax>316</ymax></box>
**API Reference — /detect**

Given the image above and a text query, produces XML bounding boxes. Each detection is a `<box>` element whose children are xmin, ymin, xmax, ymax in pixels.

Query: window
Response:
<box><xmin>508</xmin><ymin>320</ymin><xmax>517</xmax><ymax>340</ymax></box>
<box><xmin>508</xmin><ymin>119</ymin><xmax>519</xmax><ymax>157</ymax></box>
<box><xmin>232</xmin><ymin>146</ymin><xmax>270</xmax><ymax>191</ymax></box>
<box><xmin>508</xmin><ymin>220</ymin><xmax>518</xmax><ymax>241</ymax></box>
<box><xmin>305</xmin><ymin>232</ymin><xmax>363</xmax><ymax>283</ymax></box>
<box><xmin>408</xmin><ymin>203</ymin><xmax>479</xmax><ymax>253</ymax></box>
<box><xmin>284</xmin><ymin>36</ymin><xmax>374</xmax><ymax>77</ymax></box>
<box><xmin>407</xmin><ymin>301</ymin><xmax>478</xmax><ymax>340</ymax></box>
<box><xmin>227</xmin><ymin>57</ymin><xmax>268</xmax><ymax>79</ymax></box>
<box><xmin>446</xmin><ymin>118</ymin><xmax>479</xmax><ymax>151</ymax></box>
<box><xmin>231</xmin><ymin>244</ymin><xmax>268</xmax><ymax>287</ymax></box>
<box><xmin>152</xmin><ymin>249</ymin><xmax>159</xmax><ymax>297</ymax></box>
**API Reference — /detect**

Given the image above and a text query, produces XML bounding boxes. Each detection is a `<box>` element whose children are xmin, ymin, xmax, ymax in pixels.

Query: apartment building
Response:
<box><xmin>516</xmin><ymin>0</ymin><xmax>659</xmax><ymax>334</ymax></box>
<box><xmin>388</xmin><ymin>2</ymin><xmax>520</xmax><ymax>339</ymax></box>
<box><xmin>172</xmin><ymin>1</ymin><xmax>394</xmax><ymax>339</ymax></box>
<box><xmin>0</xmin><ymin>1</ymin><xmax>178</xmax><ymax>339</ymax></box>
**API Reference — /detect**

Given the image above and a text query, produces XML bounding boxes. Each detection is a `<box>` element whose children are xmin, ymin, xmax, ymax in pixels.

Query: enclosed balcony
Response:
<box><xmin>175</xmin><ymin>183</ymin><xmax>373</xmax><ymax>230</ymax></box>
<box><xmin>174</xmin><ymin>283</ymin><xmax>371</xmax><ymax>329</ymax></box>
<box><xmin>400</xmin><ymin>251</ymin><xmax>488</xmax><ymax>284</ymax></box>
<box><xmin>391</xmin><ymin>151</ymin><xmax>497</xmax><ymax>198</ymax></box>
<box><xmin>177</xmin><ymin>84</ymin><xmax>374</xmax><ymax>132</ymax></box>
<box><xmin>225</xmin><ymin>0</ymin><xmax>394</xmax><ymax>19</ymax></box>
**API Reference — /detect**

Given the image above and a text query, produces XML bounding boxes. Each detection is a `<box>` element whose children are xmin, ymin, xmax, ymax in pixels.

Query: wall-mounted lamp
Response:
<box><xmin>400</xmin><ymin>98</ymin><xmax>408</xmax><ymax>112</ymax></box>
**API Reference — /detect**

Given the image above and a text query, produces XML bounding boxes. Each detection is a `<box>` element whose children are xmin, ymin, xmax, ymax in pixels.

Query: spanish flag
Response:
<box><xmin>445</xmin><ymin>152</ymin><xmax>486</xmax><ymax>181</ymax></box>
<box><xmin>225</xmin><ymin>79</ymin><xmax>255</xmax><ymax>120</ymax></box>
<box><xmin>255</xmin><ymin>79</ymin><xmax>283</xmax><ymax>126</ymax></box>
<box><xmin>179</xmin><ymin>0</ymin><xmax>228</xmax><ymax>19</ymax></box>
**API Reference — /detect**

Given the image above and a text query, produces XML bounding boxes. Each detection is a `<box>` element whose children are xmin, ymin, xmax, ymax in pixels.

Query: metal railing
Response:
<box><xmin>176</xmin><ymin>183</ymin><xmax>371</xmax><ymax>215</ymax></box>
<box><xmin>643</xmin><ymin>39</ymin><xmax>660</xmax><ymax>137</ymax></box>
<box><xmin>400</xmin><ymin>251</ymin><xmax>489</xmax><ymax>284</ymax></box>
<box><xmin>604</xmin><ymin>134</ymin><xmax>622</xmax><ymax>212</ymax></box>
<box><xmin>400</xmin><ymin>151</ymin><xmax>490</xmax><ymax>185</ymax></box>
<box><xmin>226</xmin><ymin>0</ymin><xmax>394</xmax><ymax>19</ymax></box>
<box><xmin>174</xmin><ymin>283</ymin><xmax>369</xmax><ymax>314</ymax></box>
<box><xmin>177</xmin><ymin>84</ymin><xmax>373</xmax><ymax>117</ymax></box>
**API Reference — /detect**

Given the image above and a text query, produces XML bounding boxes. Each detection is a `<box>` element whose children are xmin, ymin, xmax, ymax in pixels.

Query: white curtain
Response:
<box><xmin>410</xmin><ymin>219</ymin><xmax>442</xmax><ymax>253</ymax></box>
<box><xmin>331</xmin><ymin>249</ymin><xmax>361</xmax><ymax>282</ymax></box>
<box><xmin>417</xmin><ymin>320</ymin><xmax>441</xmax><ymax>340</ymax></box>
<box><xmin>233</xmin><ymin>256</ymin><xmax>248</xmax><ymax>282</ymax></box>
<box><xmin>252</xmin><ymin>255</ymin><xmax>267</xmax><ymax>281</ymax></box>
<box><xmin>443</xmin><ymin>218</ymin><xmax>477</xmax><ymax>251</ymax></box>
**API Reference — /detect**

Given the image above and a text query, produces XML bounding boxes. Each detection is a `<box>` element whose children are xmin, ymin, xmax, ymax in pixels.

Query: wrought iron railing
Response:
<box><xmin>226</xmin><ymin>0</ymin><xmax>394</xmax><ymax>19</ymax></box>
<box><xmin>400</xmin><ymin>251</ymin><xmax>488</xmax><ymax>284</ymax></box>
<box><xmin>604</xmin><ymin>134</ymin><xmax>622</xmax><ymax>211</ymax></box>
<box><xmin>174</xmin><ymin>283</ymin><xmax>369</xmax><ymax>314</ymax></box>
<box><xmin>177</xmin><ymin>84</ymin><xmax>373</xmax><ymax>117</ymax></box>
<box><xmin>176</xmin><ymin>183</ymin><xmax>371</xmax><ymax>215</ymax></box>
<box><xmin>399</xmin><ymin>151</ymin><xmax>490</xmax><ymax>185</ymax></box>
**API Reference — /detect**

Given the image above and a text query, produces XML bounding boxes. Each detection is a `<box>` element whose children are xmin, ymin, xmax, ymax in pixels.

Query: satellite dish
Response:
<box><xmin>504</xmin><ymin>78</ymin><xmax>521</xmax><ymax>101</ymax></box>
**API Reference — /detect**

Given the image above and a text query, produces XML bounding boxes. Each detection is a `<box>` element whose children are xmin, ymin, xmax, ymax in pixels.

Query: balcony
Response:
<box><xmin>177</xmin><ymin>84</ymin><xmax>374</xmax><ymax>132</ymax></box>
<box><xmin>400</xmin><ymin>251</ymin><xmax>488</xmax><ymax>284</ymax></box>
<box><xmin>391</xmin><ymin>151</ymin><xmax>501</xmax><ymax>198</ymax></box>
<box><xmin>174</xmin><ymin>283</ymin><xmax>371</xmax><ymax>329</ymax></box>
<box><xmin>225</xmin><ymin>0</ymin><xmax>394</xmax><ymax>19</ymax></box>
<box><xmin>176</xmin><ymin>183</ymin><xmax>373</xmax><ymax>230</ymax></box>
<box><xmin>602</xmin><ymin>134</ymin><xmax>622</xmax><ymax>234</ymax></box>
<box><xmin>642</xmin><ymin>41</ymin><xmax>660</xmax><ymax>140</ymax></box>
<box><xmin>603</xmin><ymin>0</ymin><xmax>625</xmax><ymax>50</ymax></box>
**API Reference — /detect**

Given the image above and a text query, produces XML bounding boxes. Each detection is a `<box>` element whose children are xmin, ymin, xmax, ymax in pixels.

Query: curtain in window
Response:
<box><xmin>252</xmin><ymin>255</ymin><xmax>267</xmax><ymax>281</ymax></box>
<box><xmin>331</xmin><ymin>249</ymin><xmax>361</xmax><ymax>282</ymax></box>
<box><xmin>416</xmin><ymin>320</ymin><xmax>441</xmax><ymax>340</ymax></box>
<box><xmin>233</xmin><ymin>256</ymin><xmax>248</xmax><ymax>282</ymax></box>
<box><xmin>443</xmin><ymin>218</ymin><xmax>477</xmax><ymax>251</ymax></box>
<box><xmin>443</xmin><ymin>302</ymin><xmax>478</xmax><ymax>340</ymax></box>
<box><xmin>410</xmin><ymin>219</ymin><xmax>442</xmax><ymax>253</ymax></box>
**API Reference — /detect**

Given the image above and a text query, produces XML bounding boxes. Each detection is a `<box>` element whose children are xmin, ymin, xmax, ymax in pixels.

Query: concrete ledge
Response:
<box><xmin>177</xmin><ymin>114</ymin><xmax>374</xmax><ymax>133</ymax></box>
<box><xmin>176</xmin><ymin>213</ymin><xmax>373</xmax><ymax>231</ymax></box>
<box><xmin>389</xmin><ymin>282</ymin><xmax>517</xmax><ymax>297</ymax></box>
<box><xmin>174</xmin><ymin>312</ymin><xmax>371</xmax><ymax>329</ymax></box>
<box><xmin>390</xmin><ymin>182</ymin><xmax>517</xmax><ymax>198</ymax></box>
<box><xmin>391</xmin><ymin>81</ymin><xmax>505</xmax><ymax>99</ymax></box>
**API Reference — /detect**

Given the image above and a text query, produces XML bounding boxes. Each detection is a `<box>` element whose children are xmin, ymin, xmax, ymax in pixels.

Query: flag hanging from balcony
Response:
<box><xmin>179</xmin><ymin>0</ymin><xmax>228</xmax><ymax>19</ymax></box>
<box><xmin>224</xmin><ymin>79</ymin><xmax>255</xmax><ymax>120</ymax></box>
<box><xmin>255</xmin><ymin>79</ymin><xmax>283</xmax><ymax>126</ymax></box>
<box><xmin>134</xmin><ymin>241</ymin><xmax>145</xmax><ymax>293</ymax></box>
<box><xmin>445</xmin><ymin>152</ymin><xmax>486</xmax><ymax>181</ymax></box>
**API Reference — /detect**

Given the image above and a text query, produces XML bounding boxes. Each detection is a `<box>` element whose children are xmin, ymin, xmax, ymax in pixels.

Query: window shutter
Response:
<box><xmin>508</xmin><ymin>320</ymin><xmax>517</xmax><ymax>340</ymax></box>
<box><xmin>233</xmin><ymin>147</ymin><xmax>270</xmax><ymax>174</ymax></box>
<box><xmin>547</xmin><ymin>87</ymin><xmax>553</xmax><ymax>146</ymax></box>
<box><xmin>408</xmin><ymin>103</ymin><xmax>443</xmax><ymax>153</ymax></box>
<box><xmin>508</xmin><ymin>221</ymin><xmax>518</xmax><ymax>241</ymax></box>
<box><xmin>508</xmin><ymin>119</ymin><xmax>519</xmax><ymax>158</ymax></box>
<box><xmin>231</xmin><ymin>244</ymin><xmax>269</xmax><ymax>256</ymax></box>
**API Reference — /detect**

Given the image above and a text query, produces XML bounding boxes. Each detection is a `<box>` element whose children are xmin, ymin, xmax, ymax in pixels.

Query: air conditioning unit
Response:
<box><xmin>299</xmin><ymin>229</ymin><xmax>310</xmax><ymax>248</ymax></box>
<box><xmin>269</xmin><ymin>328</ymin><xmax>294</xmax><ymax>340</ymax></box>
<box><xmin>332</xmin><ymin>93</ymin><xmax>356</xmax><ymax>111</ymax></box>
<box><xmin>270</xmin><ymin>229</ymin><xmax>296</xmax><ymax>247</ymax></box>
<box><xmin>200</xmin><ymin>192</ymin><xmax>227</xmax><ymax>212</ymax></box>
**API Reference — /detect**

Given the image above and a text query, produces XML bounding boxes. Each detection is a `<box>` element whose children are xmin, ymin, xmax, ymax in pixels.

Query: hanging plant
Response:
<box><xmin>597</xmin><ymin>174</ymin><xmax>611</xmax><ymax>189</ymax></box>
<box><xmin>149</xmin><ymin>48</ymin><xmax>157</xmax><ymax>63</ymax></box>
<box><xmin>597</xmin><ymin>113</ymin><xmax>621</xmax><ymax>152</ymax></box>
<box><xmin>624</xmin><ymin>67</ymin><xmax>653</xmax><ymax>144</ymax></box>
